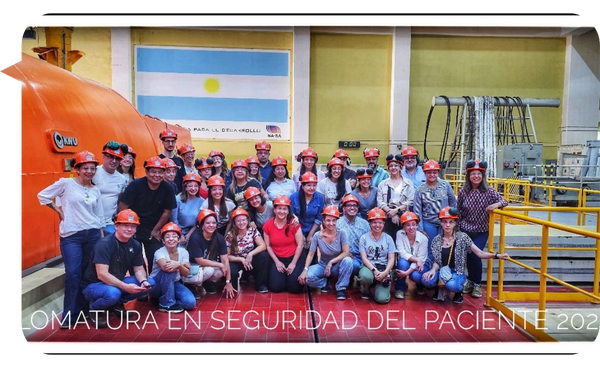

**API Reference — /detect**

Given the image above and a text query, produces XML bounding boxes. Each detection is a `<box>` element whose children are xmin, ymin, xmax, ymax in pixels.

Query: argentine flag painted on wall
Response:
<box><xmin>134</xmin><ymin>46</ymin><xmax>291</xmax><ymax>140</ymax></box>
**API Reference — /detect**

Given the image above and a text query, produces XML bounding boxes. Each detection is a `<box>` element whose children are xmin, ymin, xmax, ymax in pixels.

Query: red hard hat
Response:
<box><xmin>183</xmin><ymin>173</ymin><xmax>202</xmax><ymax>184</ymax></box>
<box><xmin>126</xmin><ymin>146</ymin><xmax>137</xmax><ymax>159</ymax></box>
<box><xmin>356</xmin><ymin>167</ymin><xmax>373</xmax><ymax>179</ymax></box>
<box><xmin>74</xmin><ymin>150</ymin><xmax>99</xmax><ymax>167</ymax></box>
<box><xmin>195</xmin><ymin>157</ymin><xmax>213</xmax><ymax>170</ymax></box>
<box><xmin>439</xmin><ymin>206</ymin><xmax>459</xmax><ymax>220</ymax></box>
<box><xmin>160</xmin><ymin>222</ymin><xmax>182</xmax><ymax>238</ymax></box>
<box><xmin>400</xmin><ymin>211</ymin><xmax>420</xmax><ymax>226</ymax></box>
<box><xmin>255</xmin><ymin>141</ymin><xmax>271</xmax><ymax>151</ymax></box>
<box><xmin>231</xmin><ymin>208</ymin><xmax>250</xmax><ymax>220</ymax></box>
<box><xmin>422</xmin><ymin>160</ymin><xmax>441</xmax><ymax>172</ymax></box>
<box><xmin>367</xmin><ymin>208</ymin><xmax>386</xmax><ymax>221</ymax></box>
<box><xmin>209</xmin><ymin>150</ymin><xmax>225</xmax><ymax>159</ymax></box>
<box><xmin>145</xmin><ymin>156</ymin><xmax>165</xmax><ymax>170</ymax></box>
<box><xmin>197</xmin><ymin>209</ymin><xmax>217</xmax><ymax>224</ymax></box>
<box><xmin>386</xmin><ymin>153</ymin><xmax>404</xmax><ymax>166</ymax></box>
<box><xmin>231</xmin><ymin>159</ymin><xmax>248</xmax><ymax>170</ymax></box>
<box><xmin>102</xmin><ymin>141</ymin><xmax>125</xmax><ymax>160</ymax></box>
<box><xmin>301</xmin><ymin>147</ymin><xmax>318</xmax><ymax>159</ymax></box>
<box><xmin>273</xmin><ymin>194</ymin><xmax>291</xmax><ymax>207</ymax></box>
<box><xmin>327</xmin><ymin>157</ymin><xmax>345</xmax><ymax>169</ymax></box>
<box><xmin>207</xmin><ymin>175</ymin><xmax>225</xmax><ymax>187</ymax></box>
<box><xmin>300</xmin><ymin>172</ymin><xmax>319</xmax><ymax>183</ymax></box>
<box><xmin>363</xmin><ymin>147</ymin><xmax>380</xmax><ymax>158</ymax></box>
<box><xmin>334</xmin><ymin>149</ymin><xmax>349</xmax><ymax>159</ymax></box>
<box><xmin>401</xmin><ymin>146</ymin><xmax>418</xmax><ymax>157</ymax></box>
<box><xmin>246</xmin><ymin>156</ymin><xmax>260</xmax><ymax>165</ymax></box>
<box><xmin>322</xmin><ymin>205</ymin><xmax>340</xmax><ymax>219</ymax></box>
<box><xmin>178</xmin><ymin>143</ymin><xmax>195</xmax><ymax>156</ymax></box>
<box><xmin>115</xmin><ymin>209</ymin><xmax>140</xmax><ymax>225</ymax></box>
<box><xmin>466</xmin><ymin>159</ymin><xmax>487</xmax><ymax>173</ymax></box>
<box><xmin>161</xmin><ymin>158</ymin><xmax>178</xmax><ymax>169</ymax></box>
<box><xmin>341</xmin><ymin>194</ymin><xmax>360</xmax><ymax>206</ymax></box>
<box><xmin>271</xmin><ymin>156</ymin><xmax>288</xmax><ymax>167</ymax></box>
<box><xmin>244</xmin><ymin>187</ymin><xmax>262</xmax><ymax>200</ymax></box>
<box><xmin>159</xmin><ymin>129</ymin><xmax>178</xmax><ymax>140</ymax></box>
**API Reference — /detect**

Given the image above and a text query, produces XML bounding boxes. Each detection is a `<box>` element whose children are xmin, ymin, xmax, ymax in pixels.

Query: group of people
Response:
<box><xmin>38</xmin><ymin>131</ymin><xmax>510</xmax><ymax>329</ymax></box>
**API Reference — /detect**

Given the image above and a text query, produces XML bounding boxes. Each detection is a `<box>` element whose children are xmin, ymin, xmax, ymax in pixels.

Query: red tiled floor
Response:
<box><xmin>25</xmin><ymin>282</ymin><xmax>535</xmax><ymax>344</ymax></box>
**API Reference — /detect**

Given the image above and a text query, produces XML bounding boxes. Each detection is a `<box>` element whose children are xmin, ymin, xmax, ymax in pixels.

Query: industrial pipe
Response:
<box><xmin>432</xmin><ymin>96</ymin><xmax>560</xmax><ymax>107</ymax></box>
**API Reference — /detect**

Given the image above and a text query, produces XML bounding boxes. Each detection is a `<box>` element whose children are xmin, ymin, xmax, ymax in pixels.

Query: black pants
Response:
<box><xmin>229</xmin><ymin>251</ymin><xmax>270</xmax><ymax>291</ymax></box>
<box><xmin>269</xmin><ymin>254</ymin><xmax>305</xmax><ymax>294</ymax></box>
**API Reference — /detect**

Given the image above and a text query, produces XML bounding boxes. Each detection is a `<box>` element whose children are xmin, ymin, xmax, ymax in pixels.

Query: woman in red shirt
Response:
<box><xmin>263</xmin><ymin>195</ymin><xmax>305</xmax><ymax>293</ymax></box>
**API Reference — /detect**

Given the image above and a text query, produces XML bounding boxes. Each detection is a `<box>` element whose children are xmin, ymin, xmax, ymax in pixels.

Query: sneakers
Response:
<box><xmin>158</xmin><ymin>303</ymin><xmax>184</xmax><ymax>313</ymax></box>
<box><xmin>203</xmin><ymin>281</ymin><xmax>217</xmax><ymax>295</ymax></box>
<box><xmin>137</xmin><ymin>295</ymin><xmax>148</xmax><ymax>302</ymax></box>
<box><xmin>336</xmin><ymin>290</ymin><xmax>347</xmax><ymax>300</ymax></box>
<box><xmin>321</xmin><ymin>285</ymin><xmax>330</xmax><ymax>293</ymax></box>
<box><xmin>258</xmin><ymin>285</ymin><xmax>269</xmax><ymax>293</ymax></box>
<box><xmin>453</xmin><ymin>292</ymin><xmax>464</xmax><ymax>304</ymax></box>
<box><xmin>361</xmin><ymin>293</ymin><xmax>371</xmax><ymax>300</ymax></box>
<box><xmin>416</xmin><ymin>287</ymin><xmax>427</xmax><ymax>296</ymax></box>
<box><xmin>89</xmin><ymin>310</ymin><xmax>109</xmax><ymax>329</ymax></box>
<box><xmin>394</xmin><ymin>290</ymin><xmax>405</xmax><ymax>300</ymax></box>
<box><xmin>471</xmin><ymin>284</ymin><xmax>483</xmax><ymax>298</ymax></box>
<box><xmin>463</xmin><ymin>279</ymin><xmax>474</xmax><ymax>294</ymax></box>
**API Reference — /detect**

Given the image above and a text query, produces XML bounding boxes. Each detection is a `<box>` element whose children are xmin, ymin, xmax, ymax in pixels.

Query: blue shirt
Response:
<box><xmin>259</xmin><ymin>162</ymin><xmax>272</xmax><ymax>187</ymax></box>
<box><xmin>402</xmin><ymin>166</ymin><xmax>427</xmax><ymax>191</ymax></box>
<box><xmin>290</xmin><ymin>191</ymin><xmax>325</xmax><ymax>236</ymax></box>
<box><xmin>170</xmin><ymin>195</ymin><xmax>204</xmax><ymax>235</ymax></box>
<box><xmin>266</xmin><ymin>178</ymin><xmax>297</xmax><ymax>201</ymax></box>
<box><xmin>371</xmin><ymin>165</ymin><xmax>390</xmax><ymax>189</ymax></box>
<box><xmin>336</xmin><ymin>215</ymin><xmax>370</xmax><ymax>257</ymax></box>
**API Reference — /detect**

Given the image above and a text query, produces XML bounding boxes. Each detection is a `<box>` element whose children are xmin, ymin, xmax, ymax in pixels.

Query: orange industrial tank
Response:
<box><xmin>4</xmin><ymin>53</ymin><xmax>192</xmax><ymax>270</ymax></box>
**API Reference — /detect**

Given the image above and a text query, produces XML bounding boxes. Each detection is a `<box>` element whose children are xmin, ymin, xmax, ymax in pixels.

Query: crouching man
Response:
<box><xmin>82</xmin><ymin>209</ymin><xmax>156</xmax><ymax>328</ymax></box>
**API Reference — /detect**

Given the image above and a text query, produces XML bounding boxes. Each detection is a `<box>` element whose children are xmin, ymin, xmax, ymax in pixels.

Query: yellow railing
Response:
<box><xmin>486</xmin><ymin>206</ymin><xmax>600</xmax><ymax>341</ymax></box>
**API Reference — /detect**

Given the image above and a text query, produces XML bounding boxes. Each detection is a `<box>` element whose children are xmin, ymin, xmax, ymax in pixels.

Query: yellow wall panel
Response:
<box><xmin>409</xmin><ymin>35</ymin><xmax>565</xmax><ymax>163</ymax></box>
<box><xmin>309</xmin><ymin>33</ymin><xmax>392</xmax><ymax>165</ymax></box>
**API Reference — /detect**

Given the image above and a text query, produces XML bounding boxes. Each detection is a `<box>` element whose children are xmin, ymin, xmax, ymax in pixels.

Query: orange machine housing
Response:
<box><xmin>5</xmin><ymin>53</ymin><xmax>192</xmax><ymax>270</ymax></box>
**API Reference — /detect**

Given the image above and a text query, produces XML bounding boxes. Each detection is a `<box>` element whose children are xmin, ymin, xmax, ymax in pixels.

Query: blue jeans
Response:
<box><xmin>350</xmin><ymin>253</ymin><xmax>363</xmax><ymax>276</ymax></box>
<box><xmin>60</xmin><ymin>229</ymin><xmax>102</xmax><ymax>318</ymax></box>
<box><xmin>395</xmin><ymin>258</ymin><xmax>431</xmax><ymax>291</ymax></box>
<box><xmin>150</xmin><ymin>271</ymin><xmax>196</xmax><ymax>310</ymax></box>
<box><xmin>466</xmin><ymin>231</ymin><xmax>489</xmax><ymax>284</ymax></box>
<box><xmin>307</xmin><ymin>257</ymin><xmax>353</xmax><ymax>291</ymax></box>
<box><xmin>422</xmin><ymin>221</ymin><xmax>441</xmax><ymax>262</ymax></box>
<box><xmin>83</xmin><ymin>276</ymin><xmax>156</xmax><ymax>311</ymax></box>
<box><xmin>421</xmin><ymin>269</ymin><xmax>466</xmax><ymax>293</ymax></box>
<box><xmin>102</xmin><ymin>224</ymin><xmax>115</xmax><ymax>235</ymax></box>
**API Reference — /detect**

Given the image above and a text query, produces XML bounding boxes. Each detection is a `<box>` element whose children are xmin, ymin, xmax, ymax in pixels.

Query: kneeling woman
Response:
<box><xmin>421</xmin><ymin>207</ymin><xmax>509</xmax><ymax>304</ymax></box>
<box><xmin>394</xmin><ymin>212</ymin><xmax>430</xmax><ymax>300</ymax></box>
<box><xmin>298</xmin><ymin>206</ymin><xmax>353</xmax><ymax>300</ymax></box>
<box><xmin>186</xmin><ymin>209</ymin><xmax>237</xmax><ymax>298</ymax></box>
<box><xmin>263</xmin><ymin>195</ymin><xmax>305</xmax><ymax>293</ymax></box>
<box><xmin>226</xmin><ymin>208</ymin><xmax>270</xmax><ymax>293</ymax></box>
<box><xmin>149</xmin><ymin>223</ymin><xmax>196</xmax><ymax>313</ymax></box>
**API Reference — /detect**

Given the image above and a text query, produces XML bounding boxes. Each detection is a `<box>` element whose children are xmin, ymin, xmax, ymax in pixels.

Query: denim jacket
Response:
<box><xmin>290</xmin><ymin>191</ymin><xmax>325</xmax><ymax>236</ymax></box>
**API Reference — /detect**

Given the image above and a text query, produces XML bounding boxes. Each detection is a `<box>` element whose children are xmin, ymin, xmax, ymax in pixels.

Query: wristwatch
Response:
<box><xmin>225</xmin><ymin>280</ymin><xmax>231</xmax><ymax>283</ymax></box>
<box><xmin>304</xmin><ymin>267</ymin><xmax>309</xmax><ymax>271</ymax></box>
<box><xmin>371</xmin><ymin>267</ymin><xmax>377</xmax><ymax>272</ymax></box>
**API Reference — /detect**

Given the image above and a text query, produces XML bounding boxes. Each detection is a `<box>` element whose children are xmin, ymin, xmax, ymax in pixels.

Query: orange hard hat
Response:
<box><xmin>271</xmin><ymin>156</ymin><xmax>288</xmax><ymax>167</ymax></box>
<box><xmin>385</xmin><ymin>153</ymin><xmax>404</xmax><ymax>166</ymax></box>
<box><xmin>207</xmin><ymin>175</ymin><xmax>225</xmax><ymax>187</ymax></box>
<box><xmin>363</xmin><ymin>147</ymin><xmax>380</xmax><ymax>158</ymax></box>
<box><xmin>197</xmin><ymin>209</ymin><xmax>217</xmax><ymax>224</ymax></box>
<box><xmin>144</xmin><ymin>156</ymin><xmax>165</xmax><ymax>170</ymax></box>
<box><xmin>356</xmin><ymin>167</ymin><xmax>373</xmax><ymax>179</ymax></box>
<box><xmin>126</xmin><ymin>146</ymin><xmax>137</xmax><ymax>159</ymax></box>
<box><xmin>322</xmin><ymin>205</ymin><xmax>340</xmax><ymax>219</ymax></box>
<box><xmin>178</xmin><ymin>143</ymin><xmax>195</xmax><ymax>156</ymax></box>
<box><xmin>183</xmin><ymin>173</ymin><xmax>202</xmax><ymax>184</ymax></box>
<box><xmin>300</xmin><ymin>172</ymin><xmax>319</xmax><ymax>184</ymax></box>
<box><xmin>231</xmin><ymin>159</ymin><xmax>248</xmax><ymax>170</ymax></box>
<box><xmin>208</xmin><ymin>150</ymin><xmax>225</xmax><ymax>159</ymax></box>
<box><xmin>160</xmin><ymin>222</ymin><xmax>182</xmax><ymax>238</ymax></box>
<box><xmin>341</xmin><ymin>194</ymin><xmax>360</xmax><ymax>206</ymax></box>
<box><xmin>115</xmin><ymin>209</ymin><xmax>140</xmax><ymax>225</ymax></box>
<box><xmin>401</xmin><ymin>146</ymin><xmax>418</xmax><ymax>157</ymax></box>
<box><xmin>195</xmin><ymin>157</ymin><xmax>213</xmax><ymax>170</ymax></box>
<box><xmin>160</xmin><ymin>158</ymin><xmax>178</xmax><ymax>169</ymax></box>
<box><xmin>367</xmin><ymin>208</ymin><xmax>386</xmax><ymax>221</ymax></box>
<box><xmin>159</xmin><ymin>129</ymin><xmax>178</xmax><ymax>140</ymax></box>
<box><xmin>255</xmin><ymin>141</ymin><xmax>271</xmax><ymax>151</ymax></box>
<box><xmin>74</xmin><ymin>150</ymin><xmax>99</xmax><ymax>167</ymax></box>
<box><xmin>246</xmin><ymin>156</ymin><xmax>260</xmax><ymax>165</ymax></box>
<box><xmin>231</xmin><ymin>208</ymin><xmax>250</xmax><ymax>220</ymax></box>
<box><xmin>327</xmin><ymin>157</ymin><xmax>345</xmax><ymax>169</ymax></box>
<box><xmin>466</xmin><ymin>159</ymin><xmax>487</xmax><ymax>173</ymax></box>
<box><xmin>244</xmin><ymin>187</ymin><xmax>262</xmax><ymax>200</ymax></box>
<box><xmin>400</xmin><ymin>211</ymin><xmax>420</xmax><ymax>226</ymax></box>
<box><xmin>334</xmin><ymin>149</ymin><xmax>349</xmax><ymax>159</ymax></box>
<box><xmin>273</xmin><ymin>194</ymin><xmax>291</xmax><ymax>207</ymax></box>
<box><xmin>102</xmin><ymin>141</ymin><xmax>125</xmax><ymax>160</ymax></box>
<box><xmin>422</xmin><ymin>160</ymin><xmax>441</xmax><ymax>172</ymax></box>
<box><xmin>439</xmin><ymin>206</ymin><xmax>459</xmax><ymax>220</ymax></box>
<box><xmin>300</xmin><ymin>147</ymin><xmax>318</xmax><ymax>159</ymax></box>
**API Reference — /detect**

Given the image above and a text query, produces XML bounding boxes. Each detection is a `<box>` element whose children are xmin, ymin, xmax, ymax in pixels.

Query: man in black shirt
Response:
<box><xmin>158</xmin><ymin>128</ymin><xmax>186</xmax><ymax>193</ymax></box>
<box><xmin>82</xmin><ymin>209</ymin><xmax>156</xmax><ymax>328</ymax></box>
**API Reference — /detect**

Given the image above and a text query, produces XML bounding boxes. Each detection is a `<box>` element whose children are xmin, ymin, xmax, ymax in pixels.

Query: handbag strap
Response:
<box><xmin>445</xmin><ymin>235</ymin><xmax>455</xmax><ymax>266</ymax></box>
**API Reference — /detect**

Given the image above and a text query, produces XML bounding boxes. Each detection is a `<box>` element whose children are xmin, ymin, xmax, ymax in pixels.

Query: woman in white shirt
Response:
<box><xmin>377</xmin><ymin>153</ymin><xmax>414</xmax><ymax>239</ymax></box>
<box><xmin>317</xmin><ymin>157</ymin><xmax>352</xmax><ymax>208</ymax></box>
<box><xmin>393</xmin><ymin>211</ymin><xmax>429</xmax><ymax>300</ymax></box>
